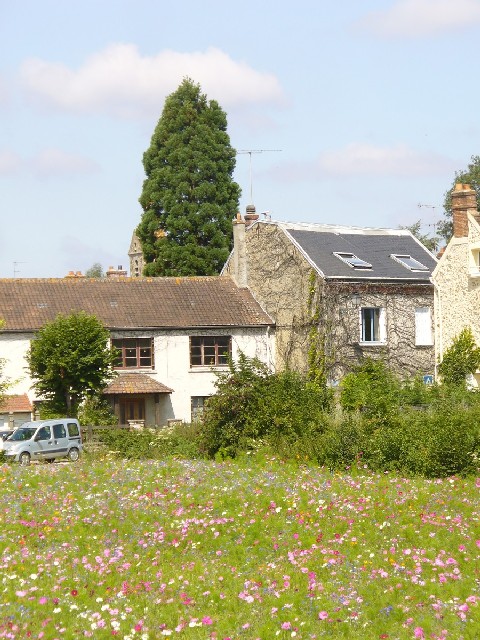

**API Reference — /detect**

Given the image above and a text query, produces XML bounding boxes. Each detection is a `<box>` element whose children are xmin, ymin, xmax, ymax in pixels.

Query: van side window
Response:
<box><xmin>37</xmin><ymin>426</ymin><xmax>51</xmax><ymax>441</ymax></box>
<box><xmin>53</xmin><ymin>424</ymin><xmax>67</xmax><ymax>439</ymax></box>
<box><xmin>67</xmin><ymin>423</ymin><xmax>79</xmax><ymax>437</ymax></box>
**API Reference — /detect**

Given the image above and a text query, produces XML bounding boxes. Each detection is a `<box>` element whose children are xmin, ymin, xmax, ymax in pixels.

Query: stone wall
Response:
<box><xmin>225</xmin><ymin>222</ymin><xmax>435</xmax><ymax>380</ymax></box>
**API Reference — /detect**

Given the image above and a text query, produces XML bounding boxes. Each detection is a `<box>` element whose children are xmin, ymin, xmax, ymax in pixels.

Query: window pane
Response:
<box><xmin>362</xmin><ymin>308</ymin><xmax>380</xmax><ymax>342</ymax></box>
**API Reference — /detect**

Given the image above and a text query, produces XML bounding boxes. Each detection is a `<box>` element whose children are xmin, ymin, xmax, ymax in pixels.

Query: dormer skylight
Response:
<box><xmin>390</xmin><ymin>254</ymin><xmax>428</xmax><ymax>271</ymax></box>
<box><xmin>333</xmin><ymin>252</ymin><xmax>372</xmax><ymax>270</ymax></box>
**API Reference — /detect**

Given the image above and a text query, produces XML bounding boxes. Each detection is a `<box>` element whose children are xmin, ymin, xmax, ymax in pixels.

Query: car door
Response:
<box><xmin>52</xmin><ymin>422</ymin><xmax>69</xmax><ymax>457</ymax></box>
<box><xmin>33</xmin><ymin>425</ymin><xmax>55</xmax><ymax>460</ymax></box>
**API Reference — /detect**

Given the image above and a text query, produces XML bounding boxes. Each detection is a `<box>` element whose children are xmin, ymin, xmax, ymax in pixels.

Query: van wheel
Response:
<box><xmin>68</xmin><ymin>448</ymin><xmax>80</xmax><ymax>462</ymax></box>
<box><xmin>19</xmin><ymin>452</ymin><xmax>31</xmax><ymax>466</ymax></box>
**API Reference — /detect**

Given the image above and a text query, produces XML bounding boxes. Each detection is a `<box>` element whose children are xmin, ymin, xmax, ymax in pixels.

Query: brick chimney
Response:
<box><xmin>244</xmin><ymin>204</ymin><xmax>259</xmax><ymax>227</ymax></box>
<box><xmin>106</xmin><ymin>265</ymin><xmax>128</xmax><ymax>279</ymax></box>
<box><xmin>452</xmin><ymin>183</ymin><xmax>478</xmax><ymax>238</ymax></box>
<box><xmin>232</xmin><ymin>213</ymin><xmax>247</xmax><ymax>288</ymax></box>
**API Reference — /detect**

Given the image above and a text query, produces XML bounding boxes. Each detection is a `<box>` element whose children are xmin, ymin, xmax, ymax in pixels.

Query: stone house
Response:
<box><xmin>0</xmin><ymin>394</ymin><xmax>33</xmax><ymax>430</ymax></box>
<box><xmin>432</xmin><ymin>183</ymin><xmax>480</xmax><ymax>383</ymax></box>
<box><xmin>223</xmin><ymin>211</ymin><xmax>437</xmax><ymax>383</ymax></box>
<box><xmin>0</xmin><ymin>277</ymin><xmax>274</xmax><ymax>425</ymax></box>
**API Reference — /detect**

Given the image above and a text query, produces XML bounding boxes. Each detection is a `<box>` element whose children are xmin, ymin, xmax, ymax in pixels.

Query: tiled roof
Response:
<box><xmin>103</xmin><ymin>373</ymin><xmax>173</xmax><ymax>394</ymax></box>
<box><xmin>278</xmin><ymin>222</ymin><xmax>437</xmax><ymax>281</ymax></box>
<box><xmin>0</xmin><ymin>277</ymin><xmax>273</xmax><ymax>331</ymax></box>
<box><xmin>0</xmin><ymin>394</ymin><xmax>33</xmax><ymax>413</ymax></box>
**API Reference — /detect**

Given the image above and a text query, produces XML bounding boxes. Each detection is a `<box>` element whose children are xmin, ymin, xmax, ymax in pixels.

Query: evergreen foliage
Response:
<box><xmin>438</xmin><ymin>327</ymin><xmax>480</xmax><ymax>386</ymax></box>
<box><xmin>26</xmin><ymin>312</ymin><xmax>117</xmax><ymax>416</ymax></box>
<box><xmin>0</xmin><ymin>319</ymin><xmax>9</xmax><ymax>406</ymax></box>
<box><xmin>137</xmin><ymin>78</ymin><xmax>241</xmax><ymax>276</ymax></box>
<box><xmin>439</xmin><ymin>155</ymin><xmax>480</xmax><ymax>243</ymax></box>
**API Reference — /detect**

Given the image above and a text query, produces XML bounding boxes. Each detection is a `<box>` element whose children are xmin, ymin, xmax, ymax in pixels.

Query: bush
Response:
<box><xmin>78</xmin><ymin>395</ymin><xmax>118</xmax><ymax>426</ymax></box>
<box><xmin>200</xmin><ymin>354</ymin><xmax>332</xmax><ymax>459</ymax></box>
<box><xmin>438</xmin><ymin>327</ymin><xmax>480</xmax><ymax>386</ymax></box>
<box><xmin>96</xmin><ymin>423</ymin><xmax>201</xmax><ymax>460</ymax></box>
<box><xmin>340</xmin><ymin>358</ymin><xmax>401</xmax><ymax>429</ymax></box>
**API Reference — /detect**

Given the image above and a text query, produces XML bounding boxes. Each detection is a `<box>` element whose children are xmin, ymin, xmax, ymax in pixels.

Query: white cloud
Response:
<box><xmin>317</xmin><ymin>143</ymin><xmax>454</xmax><ymax>177</ymax></box>
<box><xmin>359</xmin><ymin>0</ymin><xmax>480</xmax><ymax>37</ymax></box>
<box><xmin>30</xmin><ymin>149</ymin><xmax>100</xmax><ymax>178</ymax></box>
<box><xmin>0</xmin><ymin>150</ymin><xmax>22</xmax><ymax>174</ymax></box>
<box><xmin>20</xmin><ymin>44</ymin><xmax>285</xmax><ymax>119</ymax></box>
<box><xmin>0</xmin><ymin>148</ymin><xmax>99</xmax><ymax>177</ymax></box>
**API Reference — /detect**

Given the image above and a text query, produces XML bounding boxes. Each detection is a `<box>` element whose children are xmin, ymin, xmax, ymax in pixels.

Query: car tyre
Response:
<box><xmin>19</xmin><ymin>452</ymin><xmax>31</xmax><ymax>466</ymax></box>
<box><xmin>68</xmin><ymin>448</ymin><xmax>80</xmax><ymax>462</ymax></box>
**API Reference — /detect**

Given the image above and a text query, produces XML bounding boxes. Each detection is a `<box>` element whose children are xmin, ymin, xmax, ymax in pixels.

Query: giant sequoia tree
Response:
<box><xmin>137</xmin><ymin>78</ymin><xmax>241</xmax><ymax>276</ymax></box>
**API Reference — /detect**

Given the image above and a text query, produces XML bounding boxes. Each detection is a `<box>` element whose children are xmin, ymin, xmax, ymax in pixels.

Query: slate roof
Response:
<box><xmin>279</xmin><ymin>222</ymin><xmax>437</xmax><ymax>281</ymax></box>
<box><xmin>104</xmin><ymin>373</ymin><xmax>173</xmax><ymax>395</ymax></box>
<box><xmin>0</xmin><ymin>277</ymin><xmax>273</xmax><ymax>331</ymax></box>
<box><xmin>0</xmin><ymin>394</ymin><xmax>32</xmax><ymax>413</ymax></box>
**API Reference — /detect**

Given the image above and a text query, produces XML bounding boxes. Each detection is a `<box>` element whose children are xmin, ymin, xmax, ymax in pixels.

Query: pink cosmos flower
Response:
<box><xmin>414</xmin><ymin>627</ymin><xmax>425</xmax><ymax>638</ymax></box>
<box><xmin>202</xmin><ymin>616</ymin><xmax>213</xmax><ymax>625</ymax></box>
<box><xmin>318</xmin><ymin>611</ymin><xmax>328</xmax><ymax>620</ymax></box>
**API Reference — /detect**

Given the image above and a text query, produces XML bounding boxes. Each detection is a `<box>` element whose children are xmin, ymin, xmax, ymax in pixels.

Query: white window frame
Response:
<box><xmin>360</xmin><ymin>307</ymin><xmax>386</xmax><ymax>344</ymax></box>
<box><xmin>390</xmin><ymin>254</ymin><xmax>429</xmax><ymax>272</ymax></box>
<box><xmin>333</xmin><ymin>252</ymin><xmax>372</xmax><ymax>270</ymax></box>
<box><xmin>414</xmin><ymin>307</ymin><xmax>433</xmax><ymax>346</ymax></box>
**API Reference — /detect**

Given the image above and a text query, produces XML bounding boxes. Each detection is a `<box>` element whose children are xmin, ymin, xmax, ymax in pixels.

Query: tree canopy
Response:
<box><xmin>439</xmin><ymin>155</ymin><xmax>480</xmax><ymax>243</ymax></box>
<box><xmin>438</xmin><ymin>327</ymin><xmax>480</xmax><ymax>386</ymax></box>
<box><xmin>0</xmin><ymin>319</ymin><xmax>8</xmax><ymax>406</ymax></box>
<box><xmin>85</xmin><ymin>262</ymin><xmax>104</xmax><ymax>278</ymax></box>
<box><xmin>137</xmin><ymin>78</ymin><xmax>241</xmax><ymax>276</ymax></box>
<box><xmin>26</xmin><ymin>312</ymin><xmax>117</xmax><ymax>416</ymax></box>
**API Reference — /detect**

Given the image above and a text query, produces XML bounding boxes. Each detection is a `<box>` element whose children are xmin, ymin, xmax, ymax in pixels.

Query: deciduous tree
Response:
<box><xmin>26</xmin><ymin>312</ymin><xmax>117</xmax><ymax>415</ymax></box>
<box><xmin>439</xmin><ymin>155</ymin><xmax>480</xmax><ymax>243</ymax></box>
<box><xmin>137</xmin><ymin>78</ymin><xmax>241</xmax><ymax>276</ymax></box>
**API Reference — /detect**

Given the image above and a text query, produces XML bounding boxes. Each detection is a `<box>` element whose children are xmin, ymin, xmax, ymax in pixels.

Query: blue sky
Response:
<box><xmin>1</xmin><ymin>0</ymin><xmax>480</xmax><ymax>277</ymax></box>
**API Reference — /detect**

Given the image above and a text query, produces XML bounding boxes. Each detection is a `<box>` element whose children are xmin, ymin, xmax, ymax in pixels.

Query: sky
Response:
<box><xmin>1</xmin><ymin>0</ymin><xmax>480</xmax><ymax>278</ymax></box>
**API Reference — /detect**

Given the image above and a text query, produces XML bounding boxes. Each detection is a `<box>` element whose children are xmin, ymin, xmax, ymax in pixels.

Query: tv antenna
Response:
<box><xmin>418</xmin><ymin>203</ymin><xmax>439</xmax><ymax>233</ymax></box>
<box><xmin>13</xmin><ymin>261</ymin><xmax>27</xmax><ymax>278</ymax></box>
<box><xmin>237</xmin><ymin>149</ymin><xmax>282</xmax><ymax>203</ymax></box>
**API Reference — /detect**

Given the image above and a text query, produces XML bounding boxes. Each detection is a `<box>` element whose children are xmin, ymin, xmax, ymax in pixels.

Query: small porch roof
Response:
<box><xmin>103</xmin><ymin>373</ymin><xmax>173</xmax><ymax>395</ymax></box>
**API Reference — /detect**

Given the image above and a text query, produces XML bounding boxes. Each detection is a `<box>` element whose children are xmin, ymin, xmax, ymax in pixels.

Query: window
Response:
<box><xmin>112</xmin><ymin>338</ymin><xmax>153</xmax><ymax>369</ymax></box>
<box><xmin>190</xmin><ymin>336</ymin><xmax>231</xmax><ymax>366</ymax></box>
<box><xmin>391</xmin><ymin>254</ymin><xmax>429</xmax><ymax>271</ymax></box>
<box><xmin>36</xmin><ymin>426</ymin><xmax>51</xmax><ymax>441</ymax></box>
<box><xmin>52</xmin><ymin>423</ymin><xmax>66</xmax><ymax>439</ymax></box>
<box><xmin>191</xmin><ymin>396</ymin><xmax>210</xmax><ymax>421</ymax></box>
<box><xmin>361</xmin><ymin>307</ymin><xmax>385</xmax><ymax>343</ymax></box>
<box><xmin>333</xmin><ymin>252</ymin><xmax>372</xmax><ymax>269</ymax></box>
<box><xmin>119</xmin><ymin>398</ymin><xmax>145</xmax><ymax>424</ymax></box>
<box><xmin>415</xmin><ymin>307</ymin><xmax>433</xmax><ymax>346</ymax></box>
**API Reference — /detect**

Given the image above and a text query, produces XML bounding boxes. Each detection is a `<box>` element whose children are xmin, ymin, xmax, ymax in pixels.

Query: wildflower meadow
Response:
<box><xmin>0</xmin><ymin>455</ymin><xmax>478</xmax><ymax>639</ymax></box>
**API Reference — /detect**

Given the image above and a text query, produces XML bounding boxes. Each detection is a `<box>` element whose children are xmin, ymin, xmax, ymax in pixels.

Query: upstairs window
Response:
<box><xmin>391</xmin><ymin>254</ymin><xmax>429</xmax><ymax>271</ymax></box>
<box><xmin>415</xmin><ymin>307</ymin><xmax>433</xmax><ymax>346</ymax></box>
<box><xmin>190</xmin><ymin>336</ymin><xmax>231</xmax><ymax>367</ymax></box>
<box><xmin>333</xmin><ymin>252</ymin><xmax>372</xmax><ymax>269</ymax></box>
<box><xmin>361</xmin><ymin>307</ymin><xmax>386</xmax><ymax>343</ymax></box>
<box><xmin>112</xmin><ymin>338</ymin><xmax>154</xmax><ymax>369</ymax></box>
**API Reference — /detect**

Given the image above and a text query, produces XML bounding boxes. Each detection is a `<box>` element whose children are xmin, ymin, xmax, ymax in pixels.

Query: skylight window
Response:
<box><xmin>391</xmin><ymin>254</ymin><xmax>428</xmax><ymax>271</ymax></box>
<box><xmin>333</xmin><ymin>252</ymin><xmax>372</xmax><ymax>270</ymax></box>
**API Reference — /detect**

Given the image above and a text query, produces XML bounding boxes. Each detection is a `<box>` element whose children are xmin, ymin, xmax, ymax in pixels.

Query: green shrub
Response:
<box><xmin>438</xmin><ymin>327</ymin><xmax>480</xmax><ymax>386</ymax></box>
<box><xmin>96</xmin><ymin>423</ymin><xmax>201</xmax><ymax>460</ymax></box>
<box><xmin>77</xmin><ymin>395</ymin><xmax>118</xmax><ymax>426</ymax></box>
<box><xmin>200</xmin><ymin>354</ymin><xmax>332</xmax><ymax>459</ymax></box>
<box><xmin>340</xmin><ymin>358</ymin><xmax>401</xmax><ymax>430</ymax></box>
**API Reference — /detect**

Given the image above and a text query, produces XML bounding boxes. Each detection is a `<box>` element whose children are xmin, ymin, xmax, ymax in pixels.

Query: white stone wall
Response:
<box><xmin>433</xmin><ymin>215</ymin><xmax>480</xmax><ymax>376</ymax></box>
<box><xmin>0</xmin><ymin>327</ymin><xmax>274</xmax><ymax>424</ymax></box>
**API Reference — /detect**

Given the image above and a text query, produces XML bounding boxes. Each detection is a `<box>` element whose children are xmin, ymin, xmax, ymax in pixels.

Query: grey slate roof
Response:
<box><xmin>0</xmin><ymin>276</ymin><xmax>273</xmax><ymax>331</ymax></box>
<box><xmin>281</xmin><ymin>223</ymin><xmax>437</xmax><ymax>281</ymax></box>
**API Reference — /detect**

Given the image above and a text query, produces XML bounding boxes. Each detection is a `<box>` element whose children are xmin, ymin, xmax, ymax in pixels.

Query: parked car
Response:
<box><xmin>2</xmin><ymin>419</ymin><xmax>82</xmax><ymax>465</ymax></box>
<box><xmin>0</xmin><ymin>429</ymin><xmax>15</xmax><ymax>451</ymax></box>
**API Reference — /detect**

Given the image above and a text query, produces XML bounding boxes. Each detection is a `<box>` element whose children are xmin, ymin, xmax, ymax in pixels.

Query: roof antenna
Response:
<box><xmin>13</xmin><ymin>261</ymin><xmax>27</xmax><ymax>278</ymax></box>
<box><xmin>237</xmin><ymin>149</ymin><xmax>281</xmax><ymax>204</ymax></box>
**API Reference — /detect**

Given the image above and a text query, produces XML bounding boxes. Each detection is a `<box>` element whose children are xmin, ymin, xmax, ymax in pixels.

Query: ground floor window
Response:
<box><xmin>191</xmin><ymin>396</ymin><xmax>209</xmax><ymax>421</ymax></box>
<box><xmin>119</xmin><ymin>398</ymin><xmax>145</xmax><ymax>424</ymax></box>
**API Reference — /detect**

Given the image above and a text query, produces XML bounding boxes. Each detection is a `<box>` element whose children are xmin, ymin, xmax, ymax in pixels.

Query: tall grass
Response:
<box><xmin>0</xmin><ymin>454</ymin><xmax>478</xmax><ymax>638</ymax></box>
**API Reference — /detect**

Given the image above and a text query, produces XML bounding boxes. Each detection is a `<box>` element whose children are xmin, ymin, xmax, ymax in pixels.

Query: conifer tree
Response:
<box><xmin>137</xmin><ymin>78</ymin><xmax>240</xmax><ymax>276</ymax></box>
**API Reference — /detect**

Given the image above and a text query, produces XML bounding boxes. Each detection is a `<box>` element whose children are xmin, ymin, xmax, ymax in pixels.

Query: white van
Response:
<box><xmin>2</xmin><ymin>419</ymin><xmax>83</xmax><ymax>466</ymax></box>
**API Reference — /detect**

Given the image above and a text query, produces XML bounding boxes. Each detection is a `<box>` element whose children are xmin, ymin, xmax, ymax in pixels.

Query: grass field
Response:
<box><xmin>0</xmin><ymin>454</ymin><xmax>478</xmax><ymax>639</ymax></box>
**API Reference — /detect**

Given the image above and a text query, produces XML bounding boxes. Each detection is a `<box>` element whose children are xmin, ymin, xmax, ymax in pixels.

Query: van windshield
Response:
<box><xmin>9</xmin><ymin>427</ymin><xmax>37</xmax><ymax>441</ymax></box>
